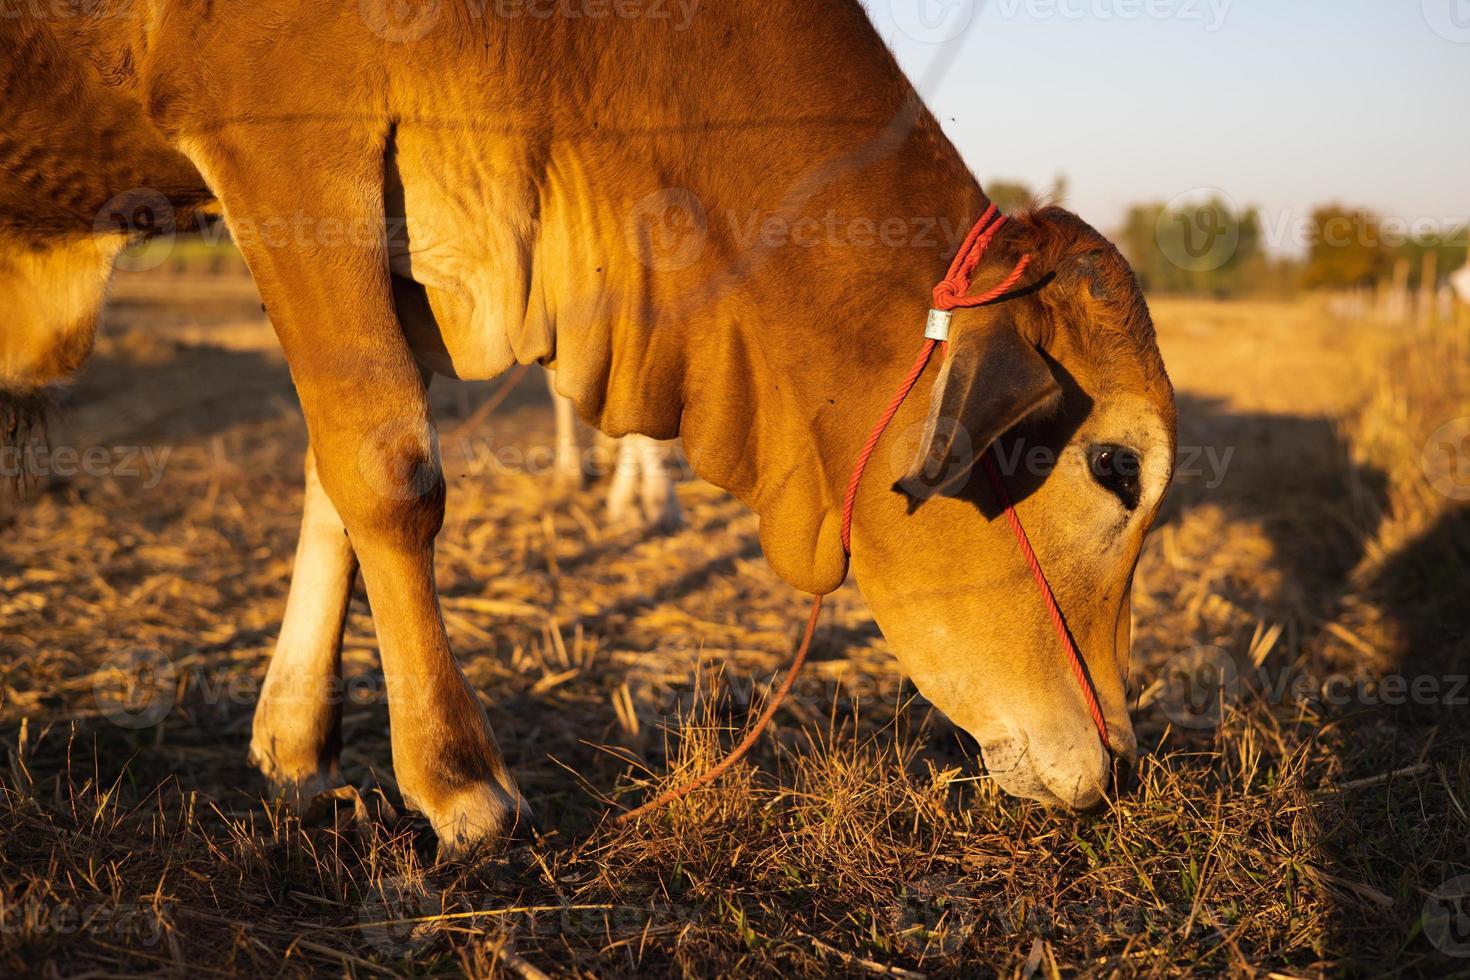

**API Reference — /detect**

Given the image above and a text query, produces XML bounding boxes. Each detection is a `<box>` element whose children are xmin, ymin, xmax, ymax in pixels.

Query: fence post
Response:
<box><xmin>1461</xmin><ymin>237</ymin><xmax>1470</xmax><ymax>332</ymax></box>
<box><xmin>1420</xmin><ymin>250</ymin><xmax>1438</xmax><ymax>327</ymax></box>
<box><xmin>1386</xmin><ymin>258</ymin><xmax>1411</xmax><ymax>324</ymax></box>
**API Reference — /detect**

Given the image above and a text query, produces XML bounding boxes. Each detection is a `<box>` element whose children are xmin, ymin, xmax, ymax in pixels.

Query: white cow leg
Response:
<box><xmin>607</xmin><ymin>434</ymin><xmax>683</xmax><ymax>531</ymax></box>
<box><xmin>545</xmin><ymin>369</ymin><xmax>584</xmax><ymax>490</ymax></box>
<box><xmin>249</xmin><ymin>444</ymin><xmax>356</xmax><ymax>801</ymax></box>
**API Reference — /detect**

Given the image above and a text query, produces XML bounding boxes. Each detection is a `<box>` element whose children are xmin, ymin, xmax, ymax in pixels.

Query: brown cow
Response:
<box><xmin>4</xmin><ymin>2</ymin><xmax>1175</xmax><ymax>854</ymax></box>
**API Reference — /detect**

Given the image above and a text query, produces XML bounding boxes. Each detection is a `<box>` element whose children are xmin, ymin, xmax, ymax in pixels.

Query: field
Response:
<box><xmin>2</xmin><ymin>265</ymin><xmax>1468</xmax><ymax>977</ymax></box>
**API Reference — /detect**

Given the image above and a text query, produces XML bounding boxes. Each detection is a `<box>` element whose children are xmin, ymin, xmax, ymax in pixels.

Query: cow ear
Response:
<box><xmin>894</xmin><ymin>322</ymin><xmax>1060</xmax><ymax>510</ymax></box>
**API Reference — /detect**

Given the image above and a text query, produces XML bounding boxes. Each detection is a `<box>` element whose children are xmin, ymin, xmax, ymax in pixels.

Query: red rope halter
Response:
<box><xmin>617</xmin><ymin>205</ymin><xmax>1109</xmax><ymax>825</ymax></box>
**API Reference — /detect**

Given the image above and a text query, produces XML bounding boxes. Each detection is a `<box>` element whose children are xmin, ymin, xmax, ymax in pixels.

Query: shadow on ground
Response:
<box><xmin>1159</xmin><ymin>393</ymin><xmax>1470</xmax><ymax>972</ymax></box>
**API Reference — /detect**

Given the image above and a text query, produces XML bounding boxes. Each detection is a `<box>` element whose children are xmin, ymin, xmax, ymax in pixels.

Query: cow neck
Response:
<box><xmin>604</xmin><ymin>178</ymin><xmax>990</xmax><ymax>596</ymax></box>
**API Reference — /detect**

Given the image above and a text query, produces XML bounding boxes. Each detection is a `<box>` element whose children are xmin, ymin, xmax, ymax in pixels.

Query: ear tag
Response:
<box><xmin>924</xmin><ymin>309</ymin><xmax>953</xmax><ymax>342</ymax></box>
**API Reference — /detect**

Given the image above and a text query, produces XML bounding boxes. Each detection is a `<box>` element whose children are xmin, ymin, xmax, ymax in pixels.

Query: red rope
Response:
<box><xmin>932</xmin><ymin>204</ymin><xmax>1034</xmax><ymax>311</ymax></box>
<box><xmin>840</xmin><ymin>338</ymin><xmax>943</xmax><ymax>553</ymax></box>
<box><xmin>614</xmin><ymin>597</ymin><xmax>824</xmax><ymax>825</ymax></box>
<box><xmin>617</xmin><ymin>208</ymin><xmax>1109</xmax><ymax>824</ymax></box>
<box><xmin>981</xmin><ymin>455</ymin><xmax>1109</xmax><ymax>741</ymax></box>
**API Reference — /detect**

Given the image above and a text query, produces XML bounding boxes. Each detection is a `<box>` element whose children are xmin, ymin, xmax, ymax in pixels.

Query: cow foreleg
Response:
<box><xmin>199</xmin><ymin>129</ymin><xmax>528</xmax><ymax>855</ymax></box>
<box><xmin>249</xmin><ymin>444</ymin><xmax>355</xmax><ymax>803</ymax></box>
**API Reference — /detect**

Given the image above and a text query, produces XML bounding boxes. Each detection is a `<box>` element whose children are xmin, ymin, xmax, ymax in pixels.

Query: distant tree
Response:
<box><xmin>1301</xmin><ymin>205</ymin><xmax>1391</xmax><ymax>289</ymax></box>
<box><xmin>1117</xmin><ymin>196</ymin><xmax>1265</xmax><ymax>297</ymax></box>
<box><xmin>1048</xmin><ymin>174</ymin><xmax>1069</xmax><ymax>208</ymax></box>
<box><xmin>984</xmin><ymin>174</ymin><xmax>1068</xmax><ymax>216</ymax></box>
<box><xmin>1397</xmin><ymin>225</ymin><xmax>1468</xmax><ymax>288</ymax></box>
<box><xmin>986</xmin><ymin>179</ymin><xmax>1038</xmax><ymax>216</ymax></box>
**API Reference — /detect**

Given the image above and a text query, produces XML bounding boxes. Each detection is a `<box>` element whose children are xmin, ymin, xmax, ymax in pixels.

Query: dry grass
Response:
<box><xmin>1</xmin><ymin>275</ymin><xmax>1468</xmax><ymax>977</ymax></box>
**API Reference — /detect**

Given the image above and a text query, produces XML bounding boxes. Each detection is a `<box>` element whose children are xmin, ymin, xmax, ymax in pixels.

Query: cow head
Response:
<box><xmin>1</xmin><ymin>15</ymin><xmax>208</xmax><ymax>473</ymax></box>
<box><xmin>0</xmin><ymin>230</ymin><xmax>120</xmax><ymax>482</ymax></box>
<box><xmin>849</xmin><ymin>206</ymin><xmax>1175</xmax><ymax>810</ymax></box>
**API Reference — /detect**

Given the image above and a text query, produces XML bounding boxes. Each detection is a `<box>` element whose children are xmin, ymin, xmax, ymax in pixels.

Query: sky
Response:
<box><xmin>863</xmin><ymin>0</ymin><xmax>1470</xmax><ymax>254</ymax></box>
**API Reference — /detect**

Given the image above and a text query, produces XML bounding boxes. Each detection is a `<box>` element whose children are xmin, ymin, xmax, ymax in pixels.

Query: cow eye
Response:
<box><xmin>1089</xmin><ymin>445</ymin><xmax>1141</xmax><ymax>510</ymax></box>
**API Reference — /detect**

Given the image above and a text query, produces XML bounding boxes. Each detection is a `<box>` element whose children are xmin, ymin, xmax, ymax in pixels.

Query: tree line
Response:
<box><xmin>987</xmin><ymin>178</ymin><xmax>1468</xmax><ymax>300</ymax></box>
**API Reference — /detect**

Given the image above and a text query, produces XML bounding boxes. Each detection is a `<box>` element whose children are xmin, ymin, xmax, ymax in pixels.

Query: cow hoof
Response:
<box><xmin>249</xmin><ymin>743</ymin><xmax>347</xmax><ymax>809</ymax></box>
<box><xmin>404</xmin><ymin>782</ymin><xmax>536</xmax><ymax>860</ymax></box>
<box><xmin>608</xmin><ymin>492</ymin><xmax>684</xmax><ymax>534</ymax></box>
<box><xmin>646</xmin><ymin>495</ymin><xmax>685</xmax><ymax>534</ymax></box>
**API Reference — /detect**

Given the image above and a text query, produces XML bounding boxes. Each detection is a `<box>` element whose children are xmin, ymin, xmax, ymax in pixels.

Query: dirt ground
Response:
<box><xmin>2</xmin><ymin>268</ymin><xmax>1467</xmax><ymax>977</ymax></box>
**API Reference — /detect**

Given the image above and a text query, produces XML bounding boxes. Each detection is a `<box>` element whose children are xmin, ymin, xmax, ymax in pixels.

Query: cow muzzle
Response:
<box><xmin>979</xmin><ymin>719</ymin><xmax>1137</xmax><ymax>811</ymax></box>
